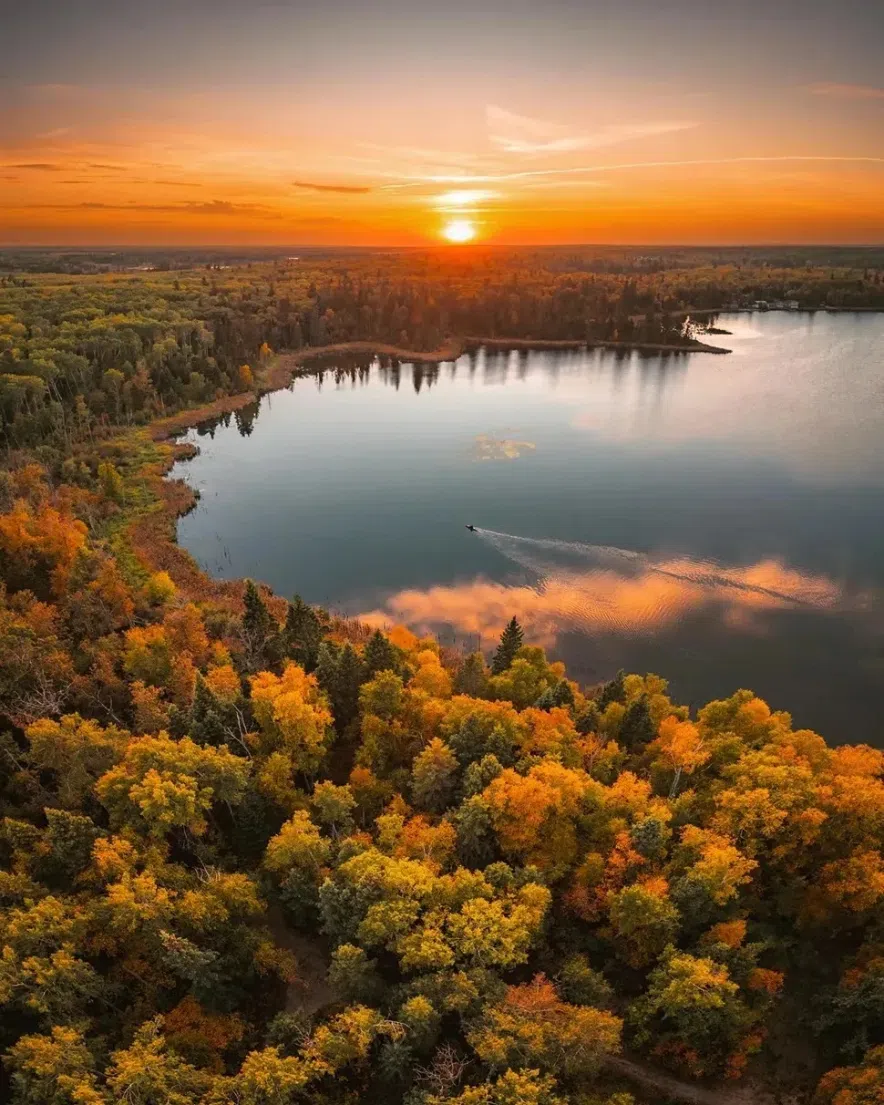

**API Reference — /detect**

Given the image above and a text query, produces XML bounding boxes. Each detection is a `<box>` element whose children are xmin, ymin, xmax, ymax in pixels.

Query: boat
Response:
<box><xmin>465</xmin><ymin>524</ymin><xmax>477</xmax><ymax>532</ymax></box>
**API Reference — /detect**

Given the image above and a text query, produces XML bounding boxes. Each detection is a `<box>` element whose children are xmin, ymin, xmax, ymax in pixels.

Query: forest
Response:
<box><xmin>3</xmin><ymin>246</ymin><xmax>884</xmax><ymax>452</ymax></box>
<box><xmin>0</xmin><ymin>246</ymin><xmax>882</xmax><ymax>1104</ymax></box>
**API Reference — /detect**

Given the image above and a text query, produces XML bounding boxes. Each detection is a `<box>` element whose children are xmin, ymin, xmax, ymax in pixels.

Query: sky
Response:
<box><xmin>1</xmin><ymin>0</ymin><xmax>883</xmax><ymax>246</ymax></box>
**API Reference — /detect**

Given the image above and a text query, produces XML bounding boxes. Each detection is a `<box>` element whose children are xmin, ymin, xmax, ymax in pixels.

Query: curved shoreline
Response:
<box><xmin>150</xmin><ymin>333</ymin><xmax>729</xmax><ymax>441</ymax></box>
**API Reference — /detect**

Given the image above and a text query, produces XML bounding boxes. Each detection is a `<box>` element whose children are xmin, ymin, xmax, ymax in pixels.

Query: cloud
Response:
<box><xmin>381</xmin><ymin>154</ymin><xmax>884</xmax><ymax>187</ymax></box>
<box><xmin>486</xmin><ymin>105</ymin><xmax>697</xmax><ymax>156</ymax></box>
<box><xmin>355</xmin><ymin>143</ymin><xmax>492</xmax><ymax>174</ymax></box>
<box><xmin>434</xmin><ymin>189</ymin><xmax>497</xmax><ymax>210</ymax></box>
<box><xmin>293</xmin><ymin>180</ymin><xmax>372</xmax><ymax>194</ymax></box>
<box><xmin>358</xmin><ymin>555</ymin><xmax>842</xmax><ymax>649</ymax></box>
<box><xmin>5</xmin><ymin>162</ymin><xmax>64</xmax><ymax>171</ymax></box>
<box><xmin>806</xmin><ymin>82</ymin><xmax>884</xmax><ymax>100</ymax></box>
<box><xmin>29</xmin><ymin>200</ymin><xmax>281</xmax><ymax>218</ymax></box>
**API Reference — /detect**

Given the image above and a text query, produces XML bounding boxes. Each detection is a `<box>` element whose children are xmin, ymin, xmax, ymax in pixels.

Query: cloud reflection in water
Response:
<box><xmin>360</xmin><ymin>530</ymin><xmax>844</xmax><ymax>648</ymax></box>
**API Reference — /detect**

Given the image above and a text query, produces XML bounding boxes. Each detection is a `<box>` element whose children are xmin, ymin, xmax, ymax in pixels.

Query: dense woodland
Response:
<box><xmin>0</xmin><ymin>247</ymin><xmax>882</xmax><ymax>1104</ymax></box>
<box><xmin>3</xmin><ymin>246</ymin><xmax>884</xmax><ymax>452</ymax></box>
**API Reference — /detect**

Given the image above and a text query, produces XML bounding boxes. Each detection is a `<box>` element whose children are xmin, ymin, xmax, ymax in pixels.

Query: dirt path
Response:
<box><xmin>265</xmin><ymin>904</ymin><xmax>334</xmax><ymax>1015</ymax></box>
<box><xmin>607</xmin><ymin>1055</ymin><xmax>783</xmax><ymax>1105</ymax></box>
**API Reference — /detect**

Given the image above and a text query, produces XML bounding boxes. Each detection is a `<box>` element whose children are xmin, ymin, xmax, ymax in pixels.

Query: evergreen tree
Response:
<box><xmin>553</xmin><ymin>679</ymin><xmax>575</xmax><ymax>708</ymax></box>
<box><xmin>188</xmin><ymin>674</ymin><xmax>229</xmax><ymax>747</ymax></box>
<box><xmin>535</xmin><ymin>687</ymin><xmax>557</xmax><ymax>711</ymax></box>
<box><xmin>454</xmin><ymin>651</ymin><xmax>489</xmax><ymax>697</ymax></box>
<box><xmin>596</xmin><ymin>668</ymin><xmax>627</xmax><ymax>710</ymax></box>
<box><xmin>314</xmin><ymin>639</ymin><xmax>341</xmax><ymax>699</ymax></box>
<box><xmin>619</xmin><ymin>695</ymin><xmax>656</xmax><ymax>751</ymax></box>
<box><xmin>363</xmin><ymin>629</ymin><xmax>398</xmax><ymax>678</ymax></box>
<box><xmin>491</xmin><ymin>617</ymin><xmax>524</xmax><ymax>675</ymax></box>
<box><xmin>335</xmin><ymin>643</ymin><xmax>364</xmax><ymax>729</ymax></box>
<box><xmin>575</xmin><ymin>701</ymin><xmax>601</xmax><ymax>735</ymax></box>
<box><xmin>241</xmin><ymin>579</ymin><xmax>274</xmax><ymax>670</ymax></box>
<box><xmin>319</xmin><ymin>642</ymin><xmax>364</xmax><ymax>731</ymax></box>
<box><xmin>462</xmin><ymin>753</ymin><xmax>503</xmax><ymax>798</ymax></box>
<box><xmin>281</xmin><ymin>594</ymin><xmax>322</xmax><ymax>671</ymax></box>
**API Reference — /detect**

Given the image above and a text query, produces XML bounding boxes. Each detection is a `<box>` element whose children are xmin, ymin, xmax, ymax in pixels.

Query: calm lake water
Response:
<box><xmin>173</xmin><ymin>312</ymin><xmax>884</xmax><ymax>745</ymax></box>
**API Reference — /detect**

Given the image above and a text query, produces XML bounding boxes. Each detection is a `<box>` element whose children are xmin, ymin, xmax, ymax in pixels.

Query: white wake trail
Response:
<box><xmin>472</xmin><ymin>528</ymin><xmax>840</xmax><ymax>612</ymax></box>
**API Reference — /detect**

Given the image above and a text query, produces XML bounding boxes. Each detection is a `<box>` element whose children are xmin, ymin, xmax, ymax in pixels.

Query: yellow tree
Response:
<box><xmin>652</xmin><ymin>717</ymin><xmax>710</xmax><ymax>797</ymax></box>
<box><xmin>250</xmin><ymin>662</ymin><xmax>334</xmax><ymax>777</ymax></box>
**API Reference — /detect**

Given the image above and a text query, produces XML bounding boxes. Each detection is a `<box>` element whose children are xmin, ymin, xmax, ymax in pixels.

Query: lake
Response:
<box><xmin>173</xmin><ymin>312</ymin><xmax>884</xmax><ymax>745</ymax></box>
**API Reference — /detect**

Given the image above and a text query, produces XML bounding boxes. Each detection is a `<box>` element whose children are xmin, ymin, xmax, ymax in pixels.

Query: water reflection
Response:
<box><xmin>193</xmin><ymin>344</ymin><xmax>695</xmax><ymax>443</ymax></box>
<box><xmin>360</xmin><ymin>531</ymin><xmax>847</xmax><ymax>649</ymax></box>
<box><xmin>174</xmin><ymin>312</ymin><xmax>884</xmax><ymax>740</ymax></box>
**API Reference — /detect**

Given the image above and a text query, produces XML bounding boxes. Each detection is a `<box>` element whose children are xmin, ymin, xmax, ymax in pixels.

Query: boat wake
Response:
<box><xmin>468</xmin><ymin>528</ymin><xmax>843</xmax><ymax>625</ymax></box>
<box><xmin>361</xmin><ymin>528</ymin><xmax>852</xmax><ymax>649</ymax></box>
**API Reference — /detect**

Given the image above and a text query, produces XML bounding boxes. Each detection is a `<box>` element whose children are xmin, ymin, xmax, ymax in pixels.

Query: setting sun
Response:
<box><xmin>442</xmin><ymin>218</ymin><xmax>477</xmax><ymax>243</ymax></box>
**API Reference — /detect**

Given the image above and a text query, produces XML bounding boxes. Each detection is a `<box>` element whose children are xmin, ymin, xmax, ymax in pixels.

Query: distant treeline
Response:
<box><xmin>3</xmin><ymin>247</ymin><xmax>884</xmax><ymax>451</ymax></box>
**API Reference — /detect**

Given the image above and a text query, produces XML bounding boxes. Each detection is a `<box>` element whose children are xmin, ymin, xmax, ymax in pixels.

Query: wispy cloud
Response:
<box><xmin>433</xmin><ymin>189</ymin><xmax>497</xmax><ymax>210</ymax></box>
<box><xmin>27</xmin><ymin>200</ymin><xmax>281</xmax><ymax>218</ymax></box>
<box><xmin>293</xmin><ymin>180</ymin><xmax>372</xmax><ymax>194</ymax></box>
<box><xmin>486</xmin><ymin>105</ymin><xmax>697</xmax><ymax>156</ymax></box>
<box><xmin>381</xmin><ymin>154</ymin><xmax>884</xmax><ymax>187</ymax></box>
<box><xmin>36</xmin><ymin>127</ymin><xmax>74</xmax><ymax>140</ymax></box>
<box><xmin>5</xmin><ymin>162</ymin><xmax>65</xmax><ymax>171</ymax></box>
<box><xmin>806</xmin><ymin>82</ymin><xmax>884</xmax><ymax>100</ymax></box>
<box><xmin>355</xmin><ymin>143</ymin><xmax>492</xmax><ymax>174</ymax></box>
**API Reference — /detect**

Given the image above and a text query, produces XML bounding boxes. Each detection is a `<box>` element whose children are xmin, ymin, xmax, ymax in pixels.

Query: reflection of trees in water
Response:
<box><xmin>199</xmin><ymin>345</ymin><xmax>695</xmax><ymax>442</ymax></box>
<box><xmin>296</xmin><ymin>347</ymin><xmax>691</xmax><ymax>400</ymax></box>
<box><xmin>234</xmin><ymin>401</ymin><xmax>259</xmax><ymax>437</ymax></box>
<box><xmin>194</xmin><ymin>411</ymin><xmax>233</xmax><ymax>439</ymax></box>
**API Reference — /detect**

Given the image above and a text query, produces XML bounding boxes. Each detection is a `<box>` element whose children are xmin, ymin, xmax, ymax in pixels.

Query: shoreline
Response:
<box><xmin>465</xmin><ymin>336</ymin><xmax>730</xmax><ymax>355</ymax></box>
<box><xmin>150</xmin><ymin>333</ymin><xmax>729</xmax><ymax>442</ymax></box>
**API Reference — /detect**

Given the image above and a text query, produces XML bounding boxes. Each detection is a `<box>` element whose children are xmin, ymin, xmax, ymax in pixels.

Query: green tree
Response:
<box><xmin>329</xmin><ymin>944</ymin><xmax>382</xmax><ymax>1004</ymax></box>
<box><xmin>363</xmin><ymin>629</ymin><xmax>398</xmax><ymax>678</ymax></box>
<box><xmin>492</xmin><ymin>618</ymin><xmax>524</xmax><ymax>675</ymax></box>
<box><xmin>334</xmin><ymin>643</ymin><xmax>364</xmax><ymax>730</ymax></box>
<box><xmin>314</xmin><ymin>639</ymin><xmax>341</xmax><ymax>700</ymax></box>
<box><xmin>608</xmin><ymin>882</ymin><xmax>680</xmax><ymax>968</ymax></box>
<box><xmin>312</xmin><ymin>781</ymin><xmax>356</xmax><ymax>837</ymax></box>
<box><xmin>619</xmin><ymin>696</ymin><xmax>655</xmax><ymax>750</ymax></box>
<box><xmin>281</xmin><ymin>595</ymin><xmax>322</xmax><ymax>671</ymax></box>
<box><xmin>557</xmin><ymin>954</ymin><xmax>614</xmax><ymax>1009</ymax></box>
<box><xmin>596</xmin><ymin>670</ymin><xmax>626</xmax><ymax>710</ymax></box>
<box><xmin>314</xmin><ymin>640</ymin><xmax>364</xmax><ymax>730</ymax></box>
<box><xmin>412</xmin><ymin>739</ymin><xmax>459</xmax><ymax>813</ymax></box>
<box><xmin>453</xmin><ymin>795</ymin><xmax>498</xmax><ymax>868</ymax></box>
<box><xmin>455</xmin><ymin>652</ymin><xmax>489</xmax><ymax>697</ymax></box>
<box><xmin>187</xmin><ymin>673</ymin><xmax>230</xmax><ymax>747</ymax></box>
<box><xmin>629</xmin><ymin>948</ymin><xmax>751</xmax><ymax>1077</ymax></box>
<box><xmin>240</xmin><ymin>579</ymin><xmax>274</xmax><ymax>670</ymax></box>
<box><xmin>575</xmin><ymin>701</ymin><xmax>601</xmax><ymax>735</ymax></box>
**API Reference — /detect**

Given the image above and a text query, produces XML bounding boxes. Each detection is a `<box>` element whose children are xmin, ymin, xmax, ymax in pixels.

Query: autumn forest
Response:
<box><xmin>0</xmin><ymin>246</ymin><xmax>882</xmax><ymax>1105</ymax></box>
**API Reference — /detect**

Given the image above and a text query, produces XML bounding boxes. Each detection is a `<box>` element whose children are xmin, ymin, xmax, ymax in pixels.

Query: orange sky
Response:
<box><xmin>2</xmin><ymin>1</ymin><xmax>883</xmax><ymax>245</ymax></box>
